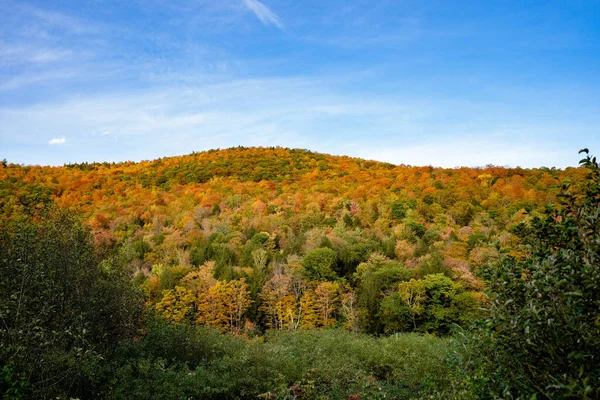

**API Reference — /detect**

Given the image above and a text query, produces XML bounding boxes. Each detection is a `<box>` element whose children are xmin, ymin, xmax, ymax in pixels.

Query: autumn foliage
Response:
<box><xmin>0</xmin><ymin>147</ymin><xmax>587</xmax><ymax>335</ymax></box>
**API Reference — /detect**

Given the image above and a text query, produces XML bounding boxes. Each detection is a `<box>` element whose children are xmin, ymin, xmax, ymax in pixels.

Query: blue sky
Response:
<box><xmin>1</xmin><ymin>0</ymin><xmax>599</xmax><ymax>167</ymax></box>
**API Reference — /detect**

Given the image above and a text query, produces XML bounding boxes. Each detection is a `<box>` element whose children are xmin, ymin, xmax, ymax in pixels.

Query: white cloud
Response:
<box><xmin>48</xmin><ymin>136</ymin><xmax>66</xmax><ymax>145</ymax></box>
<box><xmin>356</xmin><ymin>137</ymin><xmax>557</xmax><ymax>168</ymax></box>
<box><xmin>100</xmin><ymin>130</ymin><xmax>111</xmax><ymax>136</ymax></box>
<box><xmin>242</xmin><ymin>0</ymin><xmax>283</xmax><ymax>29</ymax></box>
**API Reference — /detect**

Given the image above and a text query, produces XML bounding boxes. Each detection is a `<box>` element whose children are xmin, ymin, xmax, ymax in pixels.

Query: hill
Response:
<box><xmin>2</xmin><ymin>146</ymin><xmax>598</xmax><ymax>399</ymax></box>
<box><xmin>0</xmin><ymin>146</ymin><xmax>586</xmax><ymax>333</ymax></box>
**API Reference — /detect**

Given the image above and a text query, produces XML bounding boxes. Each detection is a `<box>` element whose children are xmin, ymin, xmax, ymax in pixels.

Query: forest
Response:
<box><xmin>1</xmin><ymin>146</ymin><xmax>599</xmax><ymax>399</ymax></box>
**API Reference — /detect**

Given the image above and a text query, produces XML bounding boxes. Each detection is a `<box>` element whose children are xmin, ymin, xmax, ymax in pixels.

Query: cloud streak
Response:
<box><xmin>48</xmin><ymin>137</ymin><xmax>66</xmax><ymax>145</ymax></box>
<box><xmin>22</xmin><ymin>4</ymin><xmax>99</xmax><ymax>35</ymax></box>
<box><xmin>2</xmin><ymin>77</ymin><xmax>594</xmax><ymax>167</ymax></box>
<box><xmin>242</xmin><ymin>0</ymin><xmax>283</xmax><ymax>29</ymax></box>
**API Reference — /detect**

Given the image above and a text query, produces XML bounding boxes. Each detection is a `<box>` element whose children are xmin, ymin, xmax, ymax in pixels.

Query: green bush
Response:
<box><xmin>476</xmin><ymin>149</ymin><xmax>600</xmax><ymax>399</ymax></box>
<box><xmin>105</xmin><ymin>324</ymin><xmax>457</xmax><ymax>399</ymax></box>
<box><xmin>0</xmin><ymin>210</ymin><xmax>144</xmax><ymax>399</ymax></box>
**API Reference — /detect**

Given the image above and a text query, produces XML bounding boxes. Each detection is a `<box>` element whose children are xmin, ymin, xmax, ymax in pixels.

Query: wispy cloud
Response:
<box><xmin>242</xmin><ymin>0</ymin><xmax>283</xmax><ymax>29</ymax></box>
<box><xmin>30</xmin><ymin>48</ymin><xmax>74</xmax><ymax>63</ymax></box>
<box><xmin>2</xmin><ymin>77</ymin><xmax>595</xmax><ymax>167</ymax></box>
<box><xmin>22</xmin><ymin>4</ymin><xmax>99</xmax><ymax>35</ymax></box>
<box><xmin>0</xmin><ymin>69</ymin><xmax>79</xmax><ymax>91</ymax></box>
<box><xmin>48</xmin><ymin>137</ymin><xmax>66</xmax><ymax>145</ymax></box>
<box><xmin>0</xmin><ymin>43</ymin><xmax>73</xmax><ymax>65</ymax></box>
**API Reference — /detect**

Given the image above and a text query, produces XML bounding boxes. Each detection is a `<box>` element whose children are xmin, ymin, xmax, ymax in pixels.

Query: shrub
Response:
<box><xmin>477</xmin><ymin>149</ymin><xmax>600</xmax><ymax>398</ymax></box>
<box><xmin>104</xmin><ymin>324</ymin><xmax>457</xmax><ymax>399</ymax></box>
<box><xmin>0</xmin><ymin>210</ymin><xmax>144</xmax><ymax>399</ymax></box>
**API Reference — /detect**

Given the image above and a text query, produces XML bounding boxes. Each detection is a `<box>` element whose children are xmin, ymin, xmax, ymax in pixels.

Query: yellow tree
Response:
<box><xmin>397</xmin><ymin>279</ymin><xmax>426</xmax><ymax>329</ymax></box>
<box><xmin>313</xmin><ymin>281</ymin><xmax>339</xmax><ymax>327</ymax></box>
<box><xmin>155</xmin><ymin>286</ymin><xmax>196</xmax><ymax>323</ymax></box>
<box><xmin>261</xmin><ymin>271</ymin><xmax>294</xmax><ymax>330</ymax></box>
<box><xmin>277</xmin><ymin>294</ymin><xmax>300</xmax><ymax>330</ymax></box>
<box><xmin>196</xmin><ymin>279</ymin><xmax>252</xmax><ymax>333</ymax></box>
<box><xmin>196</xmin><ymin>290</ymin><xmax>221</xmax><ymax>329</ymax></box>
<box><xmin>181</xmin><ymin>261</ymin><xmax>216</xmax><ymax>295</ymax></box>
<box><xmin>340</xmin><ymin>286</ymin><xmax>360</xmax><ymax>332</ymax></box>
<box><xmin>227</xmin><ymin>279</ymin><xmax>253</xmax><ymax>333</ymax></box>
<box><xmin>299</xmin><ymin>291</ymin><xmax>318</xmax><ymax>329</ymax></box>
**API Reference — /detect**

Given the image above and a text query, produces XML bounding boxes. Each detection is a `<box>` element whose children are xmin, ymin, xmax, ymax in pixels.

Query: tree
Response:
<box><xmin>379</xmin><ymin>274</ymin><xmax>479</xmax><ymax>335</ymax></box>
<box><xmin>477</xmin><ymin>149</ymin><xmax>600</xmax><ymax>399</ymax></box>
<box><xmin>155</xmin><ymin>286</ymin><xmax>196</xmax><ymax>323</ymax></box>
<box><xmin>299</xmin><ymin>291</ymin><xmax>319</xmax><ymax>329</ymax></box>
<box><xmin>195</xmin><ymin>279</ymin><xmax>252</xmax><ymax>333</ymax></box>
<box><xmin>261</xmin><ymin>271</ymin><xmax>293</xmax><ymax>330</ymax></box>
<box><xmin>355</xmin><ymin>254</ymin><xmax>413</xmax><ymax>333</ymax></box>
<box><xmin>420</xmin><ymin>273</ymin><xmax>463</xmax><ymax>333</ymax></box>
<box><xmin>302</xmin><ymin>247</ymin><xmax>338</xmax><ymax>281</ymax></box>
<box><xmin>396</xmin><ymin>278</ymin><xmax>426</xmax><ymax>329</ymax></box>
<box><xmin>313</xmin><ymin>281</ymin><xmax>340</xmax><ymax>327</ymax></box>
<box><xmin>0</xmin><ymin>210</ymin><xmax>143</xmax><ymax>399</ymax></box>
<box><xmin>390</xmin><ymin>200</ymin><xmax>408</xmax><ymax>220</ymax></box>
<box><xmin>340</xmin><ymin>286</ymin><xmax>360</xmax><ymax>332</ymax></box>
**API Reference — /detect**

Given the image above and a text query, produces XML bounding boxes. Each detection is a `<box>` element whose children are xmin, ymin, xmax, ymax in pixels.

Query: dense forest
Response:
<box><xmin>1</xmin><ymin>147</ymin><xmax>599</xmax><ymax>399</ymax></box>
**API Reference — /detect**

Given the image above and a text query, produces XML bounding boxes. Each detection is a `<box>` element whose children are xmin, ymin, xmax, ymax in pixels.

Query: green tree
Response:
<box><xmin>380</xmin><ymin>274</ymin><xmax>479</xmax><ymax>335</ymax></box>
<box><xmin>303</xmin><ymin>247</ymin><xmax>338</xmax><ymax>280</ymax></box>
<box><xmin>420</xmin><ymin>273</ymin><xmax>463</xmax><ymax>334</ymax></box>
<box><xmin>355</xmin><ymin>254</ymin><xmax>413</xmax><ymax>333</ymax></box>
<box><xmin>390</xmin><ymin>200</ymin><xmax>408</xmax><ymax>220</ymax></box>
<box><xmin>0</xmin><ymin>210</ymin><xmax>144</xmax><ymax>399</ymax></box>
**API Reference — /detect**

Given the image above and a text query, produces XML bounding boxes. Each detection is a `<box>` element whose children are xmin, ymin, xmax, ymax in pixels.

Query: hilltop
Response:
<box><xmin>1</xmin><ymin>148</ymin><xmax>585</xmax><ymax>283</ymax></box>
<box><xmin>1</xmin><ymin>145</ymin><xmax>585</xmax><ymax>306</ymax></box>
<box><xmin>1</xmin><ymin>145</ymin><xmax>581</xmax><ymax>216</ymax></box>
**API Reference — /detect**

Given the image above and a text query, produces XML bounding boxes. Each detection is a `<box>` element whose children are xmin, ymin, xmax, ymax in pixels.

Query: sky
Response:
<box><xmin>1</xmin><ymin>0</ymin><xmax>599</xmax><ymax>168</ymax></box>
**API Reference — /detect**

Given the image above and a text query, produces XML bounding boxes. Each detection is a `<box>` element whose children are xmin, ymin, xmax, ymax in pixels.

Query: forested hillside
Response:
<box><xmin>1</xmin><ymin>147</ymin><xmax>598</xmax><ymax>399</ymax></box>
<box><xmin>0</xmin><ymin>147</ymin><xmax>586</xmax><ymax>334</ymax></box>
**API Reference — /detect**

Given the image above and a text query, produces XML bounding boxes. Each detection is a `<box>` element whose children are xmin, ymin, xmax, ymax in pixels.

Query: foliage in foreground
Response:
<box><xmin>472</xmin><ymin>149</ymin><xmax>600</xmax><ymax>399</ymax></box>
<box><xmin>105</xmin><ymin>322</ymin><xmax>456</xmax><ymax>400</ymax></box>
<box><xmin>0</xmin><ymin>211</ymin><xmax>144</xmax><ymax>399</ymax></box>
